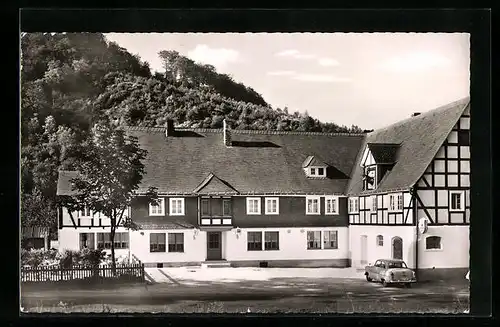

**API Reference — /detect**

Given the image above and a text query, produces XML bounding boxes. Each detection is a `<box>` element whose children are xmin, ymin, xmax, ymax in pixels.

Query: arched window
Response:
<box><xmin>426</xmin><ymin>236</ymin><xmax>442</xmax><ymax>250</ymax></box>
<box><xmin>376</xmin><ymin>235</ymin><xmax>384</xmax><ymax>246</ymax></box>
<box><xmin>392</xmin><ymin>237</ymin><xmax>403</xmax><ymax>260</ymax></box>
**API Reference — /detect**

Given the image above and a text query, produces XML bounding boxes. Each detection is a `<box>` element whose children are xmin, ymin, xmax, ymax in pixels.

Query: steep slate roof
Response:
<box><xmin>347</xmin><ymin>97</ymin><xmax>470</xmax><ymax>195</ymax></box>
<box><xmin>56</xmin><ymin>130</ymin><xmax>364</xmax><ymax>196</ymax></box>
<box><xmin>91</xmin><ymin>128</ymin><xmax>364</xmax><ymax>195</ymax></box>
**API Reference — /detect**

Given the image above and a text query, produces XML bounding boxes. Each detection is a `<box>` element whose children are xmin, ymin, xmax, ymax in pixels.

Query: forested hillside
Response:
<box><xmin>20</xmin><ymin>33</ymin><xmax>363</xmax><ymax>234</ymax></box>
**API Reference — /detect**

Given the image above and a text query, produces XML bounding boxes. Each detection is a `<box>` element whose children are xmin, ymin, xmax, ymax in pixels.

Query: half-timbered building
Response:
<box><xmin>56</xmin><ymin>97</ymin><xmax>470</xmax><ymax>278</ymax></box>
<box><xmin>57</xmin><ymin>120</ymin><xmax>364</xmax><ymax>268</ymax></box>
<box><xmin>346</xmin><ymin>97</ymin><xmax>470</xmax><ymax>280</ymax></box>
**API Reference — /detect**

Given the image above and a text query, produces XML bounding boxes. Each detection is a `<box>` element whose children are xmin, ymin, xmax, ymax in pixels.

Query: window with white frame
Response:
<box><xmin>376</xmin><ymin>235</ymin><xmax>384</xmax><ymax>246</ymax></box>
<box><xmin>308</xmin><ymin>166</ymin><xmax>327</xmax><ymax>177</ymax></box>
<box><xmin>247</xmin><ymin>232</ymin><xmax>262</xmax><ymax>251</ymax></box>
<box><xmin>150</xmin><ymin>233</ymin><xmax>166</xmax><ymax>252</ymax></box>
<box><xmin>305</xmin><ymin>230</ymin><xmax>338</xmax><ymax>250</ymax></box>
<box><xmin>306</xmin><ymin>196</ymin><xmax>321</xmax><ymax>215</ymax></box>
<box><xmin>246</xmin><ymin>197</ymin><xmax>261</xmax><ymax>215</ymax></box>
<box><xmin>364</xmin><ymin>166</ymin><xmax>377</xmax><ymax>190</ymax></box>
<box><xmin>265</xmin><ymin>197</ymin><xmax>279</xmax><ymax>215</ymax></box>
<box><xmin>325</xmin><ymin>196</ymin><xmax>339</xmax><ymax>215</ymax></box>
<box><xmin>78</xmin><ymin>206</ymin><xmax>92</xmax><ymax>218</ymax></box>
<box><xmin>389</xmin><ymin>194</ymin><xmax>403</xmax><ymax>212</ymax></box>
<box><xmin>371</xmin><ymin>196</ymin><xmax>378</xmax><ymax>211</ymax></box>
<box><xmin>168</xmin><ymin>233</ymin><xmax>184</xmax><ymax>252</ymax></box>
<box><xmin>79</xmin><ymin>233</ymin><xmax>95</xmax><ymax>250</ymax></box>
<box><xmin>149</xmin><ymin>198</ymin><xmax>165</xmax><ymax>216</ymax></box>
<box><xmin>169</xmin><ymin>198</ymin><xmax>185</xmax><ymax>216</ymax></box>
<box><xmin>389</xmin><ymin>195</ymin><xmax>395</xmax><ymax>211</ymax></box>
<box><xmin>348</xmin><ymin>198</ymin><xmax>359</xmax><ymax>213</ymax></box>
<box><xmin>425</xmin><ymin>236</ymin><xmax>442</xmax><ymax>250</ymax></box>
<box><xmin>97</xmin><ymin>232</ymin><xmax>129</xmax><ymax>249</ymax></box>
<box><xmin>323</xmin><ymin>231</ymin><xmax>338</xmax><ymax>249</ymax></box>
<box><xmin>450</xmin><ymin>191</ymin><xmax>465</xmax><ymax>212</ymax></box>
<box><xmin>264</xmin><ymin>231</ymin><xmax>279</xmax><ymax>250</ymax></box>
<box><xmin>307</xmin><ymin>231</ymin><xmax>322</xmax><ymax>249</ymax></box>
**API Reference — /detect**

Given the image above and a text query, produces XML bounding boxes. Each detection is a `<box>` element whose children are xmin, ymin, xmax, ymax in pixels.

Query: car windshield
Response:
<box><xmin>387</xmin><ymin>261</ymin><xmax>407</xmax><ymax>268</ymax></box>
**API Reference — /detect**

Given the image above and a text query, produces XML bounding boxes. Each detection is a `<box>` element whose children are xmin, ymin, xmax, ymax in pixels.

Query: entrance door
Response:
<box><xmin>206</xmin><ymin>232</ymin><xmax>222</xmax><ymax>261</ymax></box>
<box><xmin>392</xmin><ymin>236</ymin><xmax>403</xmax><ymax>260</ymax></box>
<box><xmin>360</xmin><ymin>235</ymin><xmax>368</xmax><ymax>266</ymax></box>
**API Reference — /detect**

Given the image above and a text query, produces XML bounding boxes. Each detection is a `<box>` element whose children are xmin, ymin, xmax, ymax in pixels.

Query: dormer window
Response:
<box><xmin>308</xmin><ymin>166</ymin><xmax>327</xmax><ymax>177</ymax></box>
<box><xmin>302</xmin><ymin>155</ymin><xmax>328</xmax><ymax>178</ymax></box>
<box><xmin>363</xmin><ymin>166</ymin><xmax>377</xmax><ymax>190</ymax></box>
<box><xmin>361</xmin><ymin>143</ymin><xmax>400</xmax><ymax>191</ymax></box>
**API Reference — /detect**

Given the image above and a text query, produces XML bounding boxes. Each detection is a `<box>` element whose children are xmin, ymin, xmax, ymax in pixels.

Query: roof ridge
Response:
<box><xmin>125</xmin><ymin>125</ymin><xmax>366</xmax><ymax>137</ymax></box>
<box><xmin>367</xmin><ymin>96</ymin><xmax>470</xmax><ymax>135</ymax></box>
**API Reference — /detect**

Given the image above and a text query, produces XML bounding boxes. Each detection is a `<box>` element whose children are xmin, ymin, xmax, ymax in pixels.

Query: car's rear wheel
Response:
<box><xmin>365</xmin><ymin>274</ymin><xmax>372</xmax><ymax>282</ymax></box>
<box><xmin>382</xmin><ymin>280</ymin><xmax>388</xmax><ymax>287</ymax></box>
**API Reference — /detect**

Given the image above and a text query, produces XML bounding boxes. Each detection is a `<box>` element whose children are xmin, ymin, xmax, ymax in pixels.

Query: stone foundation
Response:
<box><xmin>143</xmin><ymin>261</ymin><xmax>201</xmax><ymax>268</ymax></box>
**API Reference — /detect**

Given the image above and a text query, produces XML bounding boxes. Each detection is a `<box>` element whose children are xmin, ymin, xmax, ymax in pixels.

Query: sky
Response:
<box><xmin>105</xmin><ymin>33</ymin><xmax>470</xmax><ymax>130</ymax></box>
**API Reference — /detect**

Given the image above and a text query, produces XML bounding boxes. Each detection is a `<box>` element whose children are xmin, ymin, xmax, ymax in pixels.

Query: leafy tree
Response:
<box><xmin>21</xmin><ymin>188</ymin><xmax>56</xmax><ymax>231</ymax></box>
<box><xmin>59</xmin><ymin>118</ymin><xmax>158</xmax><ymax>274</ymax></box>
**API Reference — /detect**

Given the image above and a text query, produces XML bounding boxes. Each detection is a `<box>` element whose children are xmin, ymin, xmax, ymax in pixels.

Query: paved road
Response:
<box><xmin>21</xmin><ymin>277</ymin><xmax>469</xmax><ymax>313</ymax></box>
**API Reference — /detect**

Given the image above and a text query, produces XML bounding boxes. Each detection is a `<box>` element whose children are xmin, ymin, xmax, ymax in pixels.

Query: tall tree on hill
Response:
<box><xmin>59</xmin><ymin>118</ymin><xmax>157</xmax><ymax>274</ymax></box>
<box><xmin>21</xmin><ymin>115</ymin><xmax>80</xmax><ymax>238</ymax></box>
<box><xmin>20</xmin><ymin>33</ymin><xmax>152</xmax><ymax>232</ymax></box>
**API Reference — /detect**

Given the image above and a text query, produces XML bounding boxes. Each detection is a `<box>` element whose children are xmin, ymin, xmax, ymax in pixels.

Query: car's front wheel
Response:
<box><xmin>365</xmin><ymin>274</ymin><xmax>372</xmax><ymax>282</ymax></box>
<box><xmin>382</xmin><ymin>280</ymin><xmax>389</xmax><ymax>287</ymax></box>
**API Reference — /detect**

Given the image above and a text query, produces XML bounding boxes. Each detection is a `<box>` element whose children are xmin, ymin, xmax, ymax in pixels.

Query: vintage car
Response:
<box><xmin>364</xmin><ymin>259</ymin><xmax>417</xmax><ymax>287</ymax></box>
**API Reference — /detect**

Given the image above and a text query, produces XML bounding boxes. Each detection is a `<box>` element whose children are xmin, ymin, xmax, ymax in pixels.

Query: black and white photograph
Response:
<box><xmin>20</xmin><ymin>30</ymin><xmax>474</xmax><ymax>314</ymax></box>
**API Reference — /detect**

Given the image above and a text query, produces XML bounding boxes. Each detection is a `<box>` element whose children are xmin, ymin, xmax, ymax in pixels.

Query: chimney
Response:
<box><xmin>165</xmin><ymin>119</ymin><xmax>175</xmax><ymax>137</ymax></box>
<box><xmin>411</xmin><ymin>112</ymin><xmax>421</xmax><ymax>117</ymax></box>
<box><xmin>223</xmin><ymin>119</ymin><xmax>232</xmax><ymax>146</ymax></box>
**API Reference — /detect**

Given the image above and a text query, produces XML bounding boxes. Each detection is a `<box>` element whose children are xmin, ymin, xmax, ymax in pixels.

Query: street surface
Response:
<box><xmin>21</xmin><ymin>268</ymin><xmax>469</xmax><ymax>313</ymax></box>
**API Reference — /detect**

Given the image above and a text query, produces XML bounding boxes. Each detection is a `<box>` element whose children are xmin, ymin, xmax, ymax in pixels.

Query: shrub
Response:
<box><xmin>22</xmin><ymin>249</ymin><xmax>60</xmax><ymax>268</ymax></box>
<box><xmin>22</xmin><ymin>249</ymin><xmax>46</xmax><ymax>267</ymax></box>
<box><xmin>80</xmin><ymin>248</ymin><xmax>106</xmax><ymax>267</ymax></box>
<box><xmin>102</xmin><ymin>253</ymin><xmax>129</xmax><ymax>266</ymax></box>
<box><xmin>57</xmin><ymin>249</ymin><xmax>82</xmax><ymax>268</ymax></box>
<box><xmin>23</xmin><ymin>248</ymin><xmax>109</xmax><ymax>269</ymax></box>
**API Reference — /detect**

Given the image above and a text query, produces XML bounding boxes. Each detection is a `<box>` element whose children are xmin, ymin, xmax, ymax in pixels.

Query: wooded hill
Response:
<box><xmin>20</xmin><ymin>33</ymin><xmax>363</xmax><ymax>234</ymax></box>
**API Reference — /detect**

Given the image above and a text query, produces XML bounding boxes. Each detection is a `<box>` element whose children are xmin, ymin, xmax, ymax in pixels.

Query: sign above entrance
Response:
<box><xmin>418</xmin><ymin>218</ymin><xmax>429</xmax><ymax>235</ymax></box>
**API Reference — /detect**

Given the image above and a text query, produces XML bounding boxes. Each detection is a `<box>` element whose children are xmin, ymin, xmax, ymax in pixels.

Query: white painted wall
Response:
<box><xmin>349</xmin><ymin>225</ymin><xmax>416</xmax><ymax>269</ymax></box>
<box><xmin>58</xmin><ymin>226</ymin><xmax>130</xmax><ymax>258</ymax></box>
<box><xmin>224</xmin><ymin>227</ymin><xmax>349</xmax><ymax>262</ymax></box>
<box><xmin>129</xmin><ymin>229</ymin><xmax>206</xmax><ymax>264</ymax></box>
<box><xmin>419</xmin><ymin>225</ymin><xmax>469</xmax><ymax>269</ymax></box>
